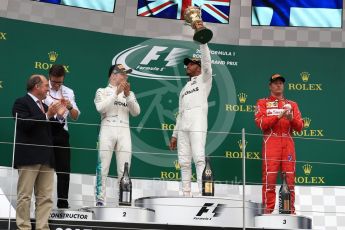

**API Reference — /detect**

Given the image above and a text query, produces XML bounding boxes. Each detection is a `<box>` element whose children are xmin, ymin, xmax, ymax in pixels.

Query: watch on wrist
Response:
<box><xmin>67</xmin><ymin>105</ymin><xmax>73</xmax><ymax>111</ymax></box>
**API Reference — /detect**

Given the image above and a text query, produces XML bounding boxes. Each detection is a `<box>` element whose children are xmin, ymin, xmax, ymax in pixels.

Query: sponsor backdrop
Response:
<box><xmin>0</xmin><ymin>17</ymin><xmax>344</xmax><ymax>188</ymax></box>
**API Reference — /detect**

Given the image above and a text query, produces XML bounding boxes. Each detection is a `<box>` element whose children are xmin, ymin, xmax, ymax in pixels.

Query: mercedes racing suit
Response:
<box><xmin>94</xmin><ymin>84</ymin><xmax>140</xmax><ymax>203</ymax></box>
<box><xmin>255</xmin><ymin>96</ymin><xmax>303</xmax><ymax>213</ymax></box>
<box><xmin>172</xmin><ymin>44</ymin><xmax>212</xmax><ymax>194</ymax></box>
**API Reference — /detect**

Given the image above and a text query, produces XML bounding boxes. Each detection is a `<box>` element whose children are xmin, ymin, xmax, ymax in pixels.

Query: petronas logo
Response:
<box><xmin>48</xmin><ymin>51</ymin><xmax>58</xmax><ymax>62</ymax></box>
<box><xmin>300</xmin><ymin>72</ymin><xmax>310</xmax><ymax>82</ymax></box>
<box><xmin>303</xmin><ymin>164</ymin><xmax>312</xmax><ymax>176</ymax></box>
<box><xmin>237</xmin><ymin>93</ymin><xmax>247</xmax><ymax>104</ymax></box>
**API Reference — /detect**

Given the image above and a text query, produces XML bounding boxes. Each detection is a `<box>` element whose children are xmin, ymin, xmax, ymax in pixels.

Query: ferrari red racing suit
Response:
<box><xmin>255</xmin><ymin>96</ymin><xmax>303</xmax><ymax>213</ymax></box>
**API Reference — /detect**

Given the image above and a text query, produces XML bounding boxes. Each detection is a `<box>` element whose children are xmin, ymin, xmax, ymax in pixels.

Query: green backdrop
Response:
<box><xmin>0</xmin><ymin>17</ymin><xmax>344</xmax><ymax>186</ymax></box>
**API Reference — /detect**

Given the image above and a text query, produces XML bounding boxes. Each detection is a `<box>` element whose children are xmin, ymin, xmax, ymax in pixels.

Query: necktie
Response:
<box><xmin>37</xmin><ymin>100</ymin><xmax>45</xmax><ymax>113</ymax></box>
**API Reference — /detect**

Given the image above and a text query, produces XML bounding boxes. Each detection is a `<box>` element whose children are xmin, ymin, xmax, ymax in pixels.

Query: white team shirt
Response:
<box><xmin>44</xmin><ymin>81</ymin><xmax>80</xmax><ymax>131</ymax></box>
<box><xmin>94</xmin><ymin>84</ymin><xmax>140</xmax><ymax>126</ymax></box>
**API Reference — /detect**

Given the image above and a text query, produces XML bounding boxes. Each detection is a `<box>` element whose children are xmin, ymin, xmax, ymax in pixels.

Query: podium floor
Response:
<box><xmin>1</xmin><ymin>196</ymin><xmax>313</xmax><ymax>229</ymax></box>
<box><xmin>0</xmin><ymin>218</ymin><xmax>311</xmax><ymax>230</ymax></box>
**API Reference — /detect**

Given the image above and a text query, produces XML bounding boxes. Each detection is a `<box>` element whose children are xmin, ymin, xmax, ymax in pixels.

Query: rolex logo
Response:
<box><xmin>174</xmin><ymin>160</ymin><xmax>180</xmax><ymax>170</ymax></box>
<box><xmin>48</xmin><ymin>51</ymin><xmax>58</xmax><ymax>62</ymax></box>
<box><xmin>300</xmin><ymin>72</ymin><xmax>310</xmax><ymax>82</ymax></box>
<box><xmin>303</xmin><ymin>164</ymin><xmax>312</xmax><ymax>176</ymax></box>
<box><xmin>237</xmin><ymin>140</ymin><xmax>248</xmax><ymax>150</ymax></box>
<box><xmin>237</xmin><ymin>93</ymin><xmax>247</xmax><ymax>104</ymax></box>
<box><xmin>303</xmin><ymin>117</ymin><xmax>311</xmax><ymax>128</ymax></box>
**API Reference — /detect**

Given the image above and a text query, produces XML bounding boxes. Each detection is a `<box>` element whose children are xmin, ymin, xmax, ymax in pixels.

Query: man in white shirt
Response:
<box><xmin>169</xmin><ymin>28</ymin><xmax>213</xmax><ymax>196</ymax></box>
<box><xmin>94</xmin><ymin>64</ymin><xmax>140</xmax><ymax>206</ymax></box>
<box><xmin>44</xmin><ymin>64</ymin><xmax>80</xmax><ymax>209</ymax></box>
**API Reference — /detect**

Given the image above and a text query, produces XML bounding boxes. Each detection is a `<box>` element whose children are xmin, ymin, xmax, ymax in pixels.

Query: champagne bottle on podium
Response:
<box><xmin>279</xmin><ymin>172</ymin><xmax>291</xmax><ymax>214</ymax></box>
<box><xmin>202</xmin><ymin>157</ymin><xmax>214</xmax><ymax>196</ymax></box>
<box><xmin>119</xmin><ymin>162</ymin><xmax>132</xmax><ymax>206</ymax></box>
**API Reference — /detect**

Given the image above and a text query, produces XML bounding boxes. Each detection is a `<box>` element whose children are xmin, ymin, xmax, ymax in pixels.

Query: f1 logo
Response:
<box><xmin>140</xmin><ymin>46</ymin><xmax>188</xmax><ymax>67</ymax></box>
<box><xmin>196</xmin><ymin>203</ymin><xmax>225</xmax><ymax>217</ymax></box>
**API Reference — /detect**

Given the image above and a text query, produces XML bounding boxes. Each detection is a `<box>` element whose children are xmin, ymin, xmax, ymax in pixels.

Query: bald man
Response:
<box><xmin>12</xmin><ymin>74</ymin><xmax>65</xmax><ymax>230</ymax></box>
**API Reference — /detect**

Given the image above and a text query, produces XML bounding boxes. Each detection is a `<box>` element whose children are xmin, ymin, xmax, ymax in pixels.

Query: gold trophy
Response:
<box><xmin>184</xmin><ymin>6</ymin><xmax>213</xmax><ymax>44</ymax></box>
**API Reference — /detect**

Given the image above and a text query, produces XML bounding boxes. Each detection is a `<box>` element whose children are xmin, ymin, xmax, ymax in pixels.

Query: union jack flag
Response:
<box><xmin>137</xmin><ymin>0</ymin><xmax>230</xmax><ymax>24</ymax></box>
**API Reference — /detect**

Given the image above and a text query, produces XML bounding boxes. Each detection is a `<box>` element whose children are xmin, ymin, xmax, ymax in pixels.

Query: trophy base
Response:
<box><xmin>193</xmin><ymin>28</ymin><xmax>213</xmax><ymax>44</ymax></box>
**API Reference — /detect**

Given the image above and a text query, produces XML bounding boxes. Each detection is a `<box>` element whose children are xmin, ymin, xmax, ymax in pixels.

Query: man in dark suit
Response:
<box><xmin>12</xmin><ymin>74</ymin><xmax>65</xmax><ymax>230</ymax></box>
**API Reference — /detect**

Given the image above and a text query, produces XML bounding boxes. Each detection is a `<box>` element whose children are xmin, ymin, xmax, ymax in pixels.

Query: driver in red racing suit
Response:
<box><xmin>255</xmin><ymin>74</ymin><xmax>303</xmax><ymax>214</ymax></box>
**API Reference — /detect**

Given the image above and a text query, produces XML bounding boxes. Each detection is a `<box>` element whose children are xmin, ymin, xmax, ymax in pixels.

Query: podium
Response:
<box><xmin>1</xmin><ymin>196</ymin><xmax>314</xmax><ymax>229</ymax></box>
<box><xmin>83</xmin><ymin>206</ymin><xmax>155</xmax><ymax>222</ymax></box>
<box><xmin>135</xmin><ymin>196</ymin><xmax>262</xmax><ymax>227</ymax></box>
<box><xmin>255</xmin><ymin>214</ymin><xmax>312</xmax><ymax>229</ymax></box>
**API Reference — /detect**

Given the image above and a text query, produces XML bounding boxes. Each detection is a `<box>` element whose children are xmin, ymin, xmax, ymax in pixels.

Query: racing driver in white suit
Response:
<box><xmin>169</xmin><ymin>30</ymin><xmax>213</xmax><ymax>196</ymax></box>
<box><xmin>94</xmin><ymin>64</ymin><xmax>140</xmax><ymax>206</ymax></box>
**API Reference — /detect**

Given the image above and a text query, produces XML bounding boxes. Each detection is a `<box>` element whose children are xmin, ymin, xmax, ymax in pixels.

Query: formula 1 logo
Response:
<box><xmin>194</xmin><ymin>203</ymin><xmax>225</xmax><ymax>220</ymax></box>
<box><xmin>112</xmin><ymin>43</ymin><xmax>189</xmax><ymax>80</ymax></box>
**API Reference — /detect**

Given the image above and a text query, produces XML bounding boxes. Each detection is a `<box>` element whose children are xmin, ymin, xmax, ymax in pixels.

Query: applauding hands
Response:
<box><xmin>117</xmin><ymin>81</ymin><xmax>131</xmax><ymax>97</ymax></box>
<box><xmin>46</xmin><ymin>100</ymin><xmax>67</xmax><ymax>119</ymax></box>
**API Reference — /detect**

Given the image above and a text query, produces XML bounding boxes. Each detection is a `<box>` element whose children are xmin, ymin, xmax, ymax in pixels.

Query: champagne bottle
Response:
<box><xmin>119</xmin><ymin>162</ymin><xmax>132</xmax><ymax>206</ymax></box>
<box><xmin>202</xmin><ymin>157</ymin><xmax>214</xmax><ymax>196</ymax></box>
<box><xmin>279</xmin><ymin>172</ymin><xmax>291</xmax><ymax>214</ymax></box>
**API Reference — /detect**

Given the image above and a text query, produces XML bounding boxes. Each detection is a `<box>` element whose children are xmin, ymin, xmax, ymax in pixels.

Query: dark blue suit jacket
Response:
<box><xmin>12</xmin><ymin>94</ymin><xmax>63</xmax><ymax>168</ymax></box>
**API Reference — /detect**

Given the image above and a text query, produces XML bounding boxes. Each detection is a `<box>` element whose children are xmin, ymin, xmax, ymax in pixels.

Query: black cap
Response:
<box><xmin>269</xmin><ymin>73</ymin><xmax>285</xmax><ymax>83</ymax></box>
<box><xmin>108</xmin><ymin>64</ymin><xmax>132</xmax><ymax>77</ymax></box>
<box><xmin>184</xmin><ymin>57</ymin><xmax>201</xmax><ymax>67</ymax></box>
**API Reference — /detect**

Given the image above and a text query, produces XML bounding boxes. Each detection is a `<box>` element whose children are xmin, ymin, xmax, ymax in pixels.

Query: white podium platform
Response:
<box><xmin>82</xmin><ymin>206</ymin><xmax>155</xmax><ymax>223</ymax></box>
<box><xmin>255</xmin><ymin>214</ymin><xmax>312</xmax><ymax>229</ymax></box>
<box><xmin>135</xmin><ymin>196</ymin><xmax>262</xmax><ymax>227</ymax></box>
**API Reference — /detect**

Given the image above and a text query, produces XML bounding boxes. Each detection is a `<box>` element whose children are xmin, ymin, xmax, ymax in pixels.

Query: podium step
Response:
<box><xmin>255</xmin><ymin>214</ymin><xmax>312</xmax><ymax>229</ymax></box>
<box><xmin>83</xmin><ymin>206</ymin><xmax>155</xmax><ymax>222</ymax></box>
<box><xmin>135</xmin><ymin>196</ymin><xmax>262</xmax><ymax>227</ymax></box>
